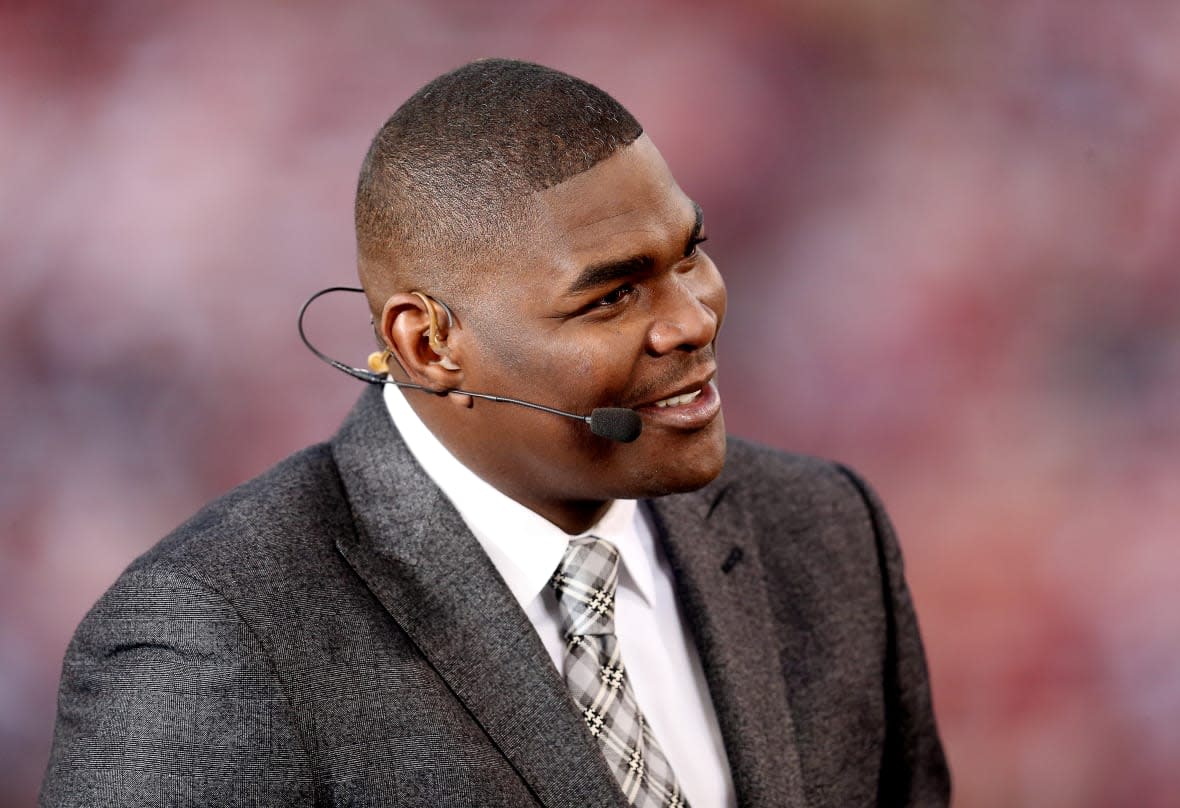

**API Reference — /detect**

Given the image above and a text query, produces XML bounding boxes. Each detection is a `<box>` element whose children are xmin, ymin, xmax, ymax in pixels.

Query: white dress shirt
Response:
<box><xmin>383</xmin><ymin>385</ymin><xmax>736</xmax><ymax>807</ymax></box>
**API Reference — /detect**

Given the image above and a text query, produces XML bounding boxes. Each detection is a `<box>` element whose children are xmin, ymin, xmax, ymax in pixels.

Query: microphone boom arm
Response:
<box><xmin>297</xmin><ymin>286</ymin><xmax>642</xmax><ymax>442</ymax></box>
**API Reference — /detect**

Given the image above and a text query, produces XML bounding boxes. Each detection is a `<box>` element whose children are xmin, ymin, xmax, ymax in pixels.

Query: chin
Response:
<box><xmin>628</xmin><ymin>421</ymin><xmax>728</xmax><ymax>497</ymax></box>
<box><xmin>660</xmin><ymin>452</ymin><xmax>727</xmax><ymax>494</ymax></box>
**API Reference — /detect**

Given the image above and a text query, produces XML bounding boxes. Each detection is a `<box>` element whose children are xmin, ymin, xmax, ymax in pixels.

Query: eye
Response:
<box><xmin>687</xmin><ymin>235</ymin><xmax>709</xmax><ymax>258</ymax></box>
<box><xmin>595</xmin><ymin>283</ymin><xmax>635</xmax><ymax>308</ymax></box>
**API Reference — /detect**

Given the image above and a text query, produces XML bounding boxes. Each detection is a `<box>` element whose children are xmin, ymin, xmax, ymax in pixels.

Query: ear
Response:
<box><xmin>377</xmin><ymin>292</ymin><xmax>465</xmax><ymax>393</ymax></box>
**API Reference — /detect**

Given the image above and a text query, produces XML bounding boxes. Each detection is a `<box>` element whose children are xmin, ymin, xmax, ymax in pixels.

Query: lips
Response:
<box><xmin>635</xmin><ymin>366</ymin><xmax>716</xmax><ymax>409</ymax></box>
<box><xmin>633</xmin><ymin>376</ymin><xmax>722</xmax><ymax>431</ymax></box>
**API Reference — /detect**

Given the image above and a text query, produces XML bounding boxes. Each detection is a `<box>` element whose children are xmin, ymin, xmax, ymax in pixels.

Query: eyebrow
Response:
<box><xmin>563</xmin><ymin>202</ymin><xmax>704</xmax><ymax>297</ymax></box>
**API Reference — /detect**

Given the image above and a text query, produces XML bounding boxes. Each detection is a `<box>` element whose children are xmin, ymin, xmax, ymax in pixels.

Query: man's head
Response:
<box><xmin>356</xmin><ymin>59</ymin><xmax>643</xmax><ymax>311</ymax></box>
<box><xmin>355</xmin><ymin>59</ymin><xmax>727</xmax><ymax>532</ymax></box>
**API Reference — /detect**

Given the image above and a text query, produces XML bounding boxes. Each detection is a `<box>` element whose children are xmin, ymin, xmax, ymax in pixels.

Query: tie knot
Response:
<box><xmin>550</xmin><ymin>537</ymin><xmax>619</xmax><ymax>637</ymax></box>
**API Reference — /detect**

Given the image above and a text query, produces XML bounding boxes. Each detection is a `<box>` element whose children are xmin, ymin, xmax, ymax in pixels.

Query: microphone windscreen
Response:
<box><xmin>588</xmin><ymin>408</ymin><xmax>642</xmax><ymax>443</ymax></box>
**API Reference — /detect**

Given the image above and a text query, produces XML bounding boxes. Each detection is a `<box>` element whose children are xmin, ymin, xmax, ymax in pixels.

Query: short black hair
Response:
<box><xmin>355</xmin><ymin>59</ymin><xmax>643</xmax><ymax>310</ymax></box>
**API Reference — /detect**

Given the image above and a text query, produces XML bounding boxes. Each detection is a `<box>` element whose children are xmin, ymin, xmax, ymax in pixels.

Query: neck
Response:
<box><xmin>444</xmin><ymin>438</ymin><xmax>614</xmax><ymax>534</ymax></box>
<box><xmin>403</xmin><ymin>390</ymin><xmax>615</xmax><ymax>535</ymax></box>
<box><xmin>527</xmin><ymin>497</ymin><xmax>613</xmax><ymax>536</ymax></box>
<box><xmin>441</xmin><ymin>442</ymin><xmax>616</xmax><ymax>535</ymax></box>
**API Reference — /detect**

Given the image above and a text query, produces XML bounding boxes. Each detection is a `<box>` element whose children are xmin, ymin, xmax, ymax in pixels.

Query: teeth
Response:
<box><xmin>654</xmin><ymin>389</ymin><xmax>703</xmax><ymax>408</ymax></box>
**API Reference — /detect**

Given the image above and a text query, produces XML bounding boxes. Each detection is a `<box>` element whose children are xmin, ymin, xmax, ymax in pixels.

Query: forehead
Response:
<box><xmin>515</xmin><ymin>134</ymin><xmax>694</xmax><ymax>283</ymax></box>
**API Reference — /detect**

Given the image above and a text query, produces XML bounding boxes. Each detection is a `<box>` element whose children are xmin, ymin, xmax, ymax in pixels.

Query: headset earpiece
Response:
<box><xmin>410</xmin><ymin>290</ymin><xmax>459</xmax><ymax>370</ymax></box>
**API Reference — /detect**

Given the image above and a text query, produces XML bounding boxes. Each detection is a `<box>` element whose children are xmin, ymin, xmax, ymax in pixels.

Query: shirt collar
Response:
<box><xmin>383</xmin><ymin>384</ymin><xmax>657</xmax><ymax>610</ymax></box>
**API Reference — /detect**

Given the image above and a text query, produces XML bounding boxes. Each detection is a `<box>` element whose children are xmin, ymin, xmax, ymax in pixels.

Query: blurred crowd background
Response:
<box><xmin>3</xmin><ymin>1</ymin><xmax>1178</xmax><ymax>805</ymax></box>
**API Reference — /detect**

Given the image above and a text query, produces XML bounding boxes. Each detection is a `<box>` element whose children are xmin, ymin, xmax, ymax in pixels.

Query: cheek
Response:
<box><xmin>700</xmin><ymin>261</ymin><xmax>728</xmax><ymax>325</ymax></box>
<box><xmin>571</xmin><ymin>350</ymin><xmax>595</xmax><ymax>379</ymax></box>
<box><xmin>519</xmin><ymin>333</ymin><xmax>638</xmax><ymax>413</ymax></box>
<box><xmin>565</xmin><ymin>326</ymin><xmax>640</xmax><ymax>385</ymax></box>
<box><xmin>463</xmin><ymin>315</ymin><xmax>538</xmax><ymax>378</ymax></box>
<box><xmin>470</xmin><ymin>316</ymin><xmax>641</xmax><ymax>405</ymax></box>
<box><xmin>535</xmin><ymin>342</ymin><xmax>601</xmax><ymax>398</ymax></box>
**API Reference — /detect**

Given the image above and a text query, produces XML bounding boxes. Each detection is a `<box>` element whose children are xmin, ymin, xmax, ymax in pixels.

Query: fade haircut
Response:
<box><xmin>355</xmin><ymin>59</ymin><xmax>643</xmax><ymax>313</ymax></box>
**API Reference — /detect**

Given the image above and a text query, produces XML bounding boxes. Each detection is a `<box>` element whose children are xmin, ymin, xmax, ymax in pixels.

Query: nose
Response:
<box><xmin>646</xmin><ymin>263</ymin><xmax>726</xmax><ymax>356</ymax></box>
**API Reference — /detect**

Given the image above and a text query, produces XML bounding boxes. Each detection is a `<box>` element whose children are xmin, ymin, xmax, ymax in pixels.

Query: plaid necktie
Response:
<box><xmin>550</xmin><ymin>537</ymin><xmax>690</xmax><ymax>807</ymax></box>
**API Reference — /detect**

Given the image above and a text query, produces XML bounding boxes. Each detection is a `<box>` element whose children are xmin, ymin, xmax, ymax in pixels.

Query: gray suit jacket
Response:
<box><xmin>41</xmin><ymin>386</ymin><xmax>949</xmax><ymax>807</ymax></box>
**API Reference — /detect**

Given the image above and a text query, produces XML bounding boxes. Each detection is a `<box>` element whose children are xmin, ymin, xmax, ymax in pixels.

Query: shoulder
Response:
<box><xmin>135</xmin><ymin>442</ymin><xmax>343</xmax><ymax>563</ymax></box>
<box><xmin>721</xmin><ymin>435</ymin><xmax>845</xmax><ymax>482</ymax></box>
<box><xmin>42</xmin><ymin>450</ymin><xmax>328</xmax><ymax>804</ymax></box>
<box><xmin>95</xmin><ymin>441</ymin><xmax>360</xmax><ymax>623</ymax></box>
<box><xmin>718</xmin><ymin>435</ymin><xmax>873</xmax><ymax>517</ymax></box>
<box><xmin>705</xmin><ymin>436</ymin><xmax>896</xmax><ymax>576</ymax></box>
<box><xmin>63</xmin><ymin>439</ymin><xmax>370</xmax><ymax>680</ymax></box>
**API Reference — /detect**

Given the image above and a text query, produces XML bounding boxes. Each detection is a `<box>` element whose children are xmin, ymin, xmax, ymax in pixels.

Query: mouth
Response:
<box><xmin>633</xmin><ymin>375</ymin><xmax>722</xmax><ymax>430</ymax></box>
<box><xmin>652</xmin><ymin>389</ymin><xmax>705</xmax><ymax>408</ymax></box>
<box><xmin>636</xmin><ymin>367</ymin><xmax>716</xmax><ymax>408</ymax></box>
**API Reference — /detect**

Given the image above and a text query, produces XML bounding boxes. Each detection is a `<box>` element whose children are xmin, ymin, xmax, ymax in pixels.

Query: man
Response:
<box><xmin>41</xmin><ymin>59</ymin><xmax>949</xmax><ymax>806</ymax></box>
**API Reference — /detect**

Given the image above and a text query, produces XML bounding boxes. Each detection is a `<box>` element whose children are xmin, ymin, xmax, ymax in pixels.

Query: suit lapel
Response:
<box><xmin>330</xmin><ymin>388</ymin><xmax>627</xmax><ymax>808</ymax></box>
<box><xmin>650</xmin><ymin>479</ymin><xmax>808</xmax><ymax>808</ymax></box>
